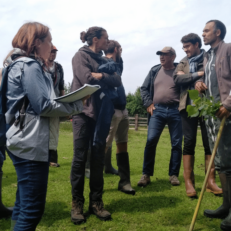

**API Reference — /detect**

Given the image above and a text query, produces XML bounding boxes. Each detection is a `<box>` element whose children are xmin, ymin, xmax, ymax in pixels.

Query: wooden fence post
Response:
<box><xmin>135</xmin><ymin>114</ymin><xmax>138</xmax><ymax>131</ymax></box>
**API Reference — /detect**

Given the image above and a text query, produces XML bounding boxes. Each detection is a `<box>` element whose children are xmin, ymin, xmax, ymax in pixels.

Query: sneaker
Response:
<box><xmin>89</xmin><ymin>200</ymin><xmax>111</xmax><ymax>221</ymax></box>
<box><xmin>137</xmin><ymin>174</ymin><xmax>150</xmax><ymax>187</ymax></box>
<box><xmin>119</xmin><ymin>183</ymin><xmax>136</xmax><ymax>195</ymax></box>
<box><xmin>169</xmin><ymin>175</ymin><xmax>180</xmax><ymax>186</ymax></box>
<box><xmin>50</xmin><ymin>162</ymin><xmax>60</xmax><ymax>167</ymax></box>
<box><xmin>71</xmin><ymin>200</ymin><xmax>86</xmax><ymax>224</ymax></box>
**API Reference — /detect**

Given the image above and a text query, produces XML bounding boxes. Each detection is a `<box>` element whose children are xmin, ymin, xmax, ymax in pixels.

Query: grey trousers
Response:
<box><xmin>206</xmin><ymin>117</ymin><xmax>231</xmax><ymax>175</ymax></box>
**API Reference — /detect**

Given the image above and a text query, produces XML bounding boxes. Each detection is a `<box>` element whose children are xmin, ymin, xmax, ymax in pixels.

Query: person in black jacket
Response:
<box><xmin>103</xmin><ymin>40</ymin><xmax>135</xmax><ymax>195</ymax></box>
<box><xmin>138</xmin><ymin>47</ymin><xmax>182</xmax><ymax>187</ymax></box>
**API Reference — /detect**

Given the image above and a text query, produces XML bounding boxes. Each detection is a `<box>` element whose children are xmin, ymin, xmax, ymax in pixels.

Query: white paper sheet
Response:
<box><xmin>54</xmin><ymin>84</ymin><xmax>101</xmax><ymax>103</ymax></box>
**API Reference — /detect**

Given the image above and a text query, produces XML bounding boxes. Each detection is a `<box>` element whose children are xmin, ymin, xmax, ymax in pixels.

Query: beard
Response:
<box><xmin>205</xmin><ymin>34</ymin><xmax>217</xmax><ymax>46</ymax></box>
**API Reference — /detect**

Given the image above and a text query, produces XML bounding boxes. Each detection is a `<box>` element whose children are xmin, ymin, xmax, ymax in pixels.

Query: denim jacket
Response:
<box><xmin>5</xmin><ymin>57</ymin><xmax>83</xmax><ymax>162</ymax></box>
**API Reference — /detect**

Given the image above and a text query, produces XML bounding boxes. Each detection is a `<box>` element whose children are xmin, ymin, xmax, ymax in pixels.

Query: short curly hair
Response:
<box><xmin>181</xmin><ymin>33</ymin><xmax>202</xmax><ymax>48</ymax></box>
<box><xmin>104</xmin><ymin>40</ymin><xmax>121</xmax><ymax>54</ymax></box>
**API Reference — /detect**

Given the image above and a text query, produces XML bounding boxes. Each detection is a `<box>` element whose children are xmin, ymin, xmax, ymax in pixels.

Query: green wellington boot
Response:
<box><xmin>204</xmin><ymin>173</ymin><xmax>229</xmax><ymax>219</ymax></box>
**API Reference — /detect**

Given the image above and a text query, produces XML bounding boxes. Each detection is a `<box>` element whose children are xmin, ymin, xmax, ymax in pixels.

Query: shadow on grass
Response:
<box><xmin>195</xmin><ymin>216</ymin><xmax>222</xmax><ymax>231</ymax></box>
<box><xmin>39</xmin><ymin>201</ymin><xmax>71</xmax><ymax>227</ymax></box>
<box><xmin>107</xmin><ymin>195</ymin><xmax>182</xmax><ymax>213</ymax></box>
<box><xmin>1</xmin><ymin>201</ymin><xmax>74</xmax><ymax>230</ymax></box>
<box><xmin>161</xmin><ymin>208</ymin><xmax>222</xmax><ymax>231</ymax></box>
<box><xmin>2</xmin><ymin>172</ymin><xmax>17</xmax><ymax>188</ymax></box>
<box><xmin>0</xmin><ymin>218</ymin><xmax>11</xmax><ymax>231</ymax></box>
<box><xmin>137</xmin><ymin>179</ymin><xmax>172</xmax><ymax>192</ymax></box>
<box><xmin>104</xmin><ymin>179</ymin><xmax>172</xmax><ymax>194</ymax></box>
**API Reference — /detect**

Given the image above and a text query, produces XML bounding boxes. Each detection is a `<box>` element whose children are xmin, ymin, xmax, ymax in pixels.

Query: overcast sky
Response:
<box><xmin>1</xmin><ymin>0</ymin><xmax>231</xmax><ymax>94</ymax></box>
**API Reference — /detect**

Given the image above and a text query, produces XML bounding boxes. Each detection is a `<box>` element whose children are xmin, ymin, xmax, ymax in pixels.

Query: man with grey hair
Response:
<box><xmin>138</xmin><ymin>47</ymin><xmax>182</xmax><ymax>187</ymax></box>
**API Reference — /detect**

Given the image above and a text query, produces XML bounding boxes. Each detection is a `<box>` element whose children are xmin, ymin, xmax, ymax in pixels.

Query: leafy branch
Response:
<box><xmin>186</xmin><ymin>90</ymin><xmax>221</xmax><ymax>119</ymax></box>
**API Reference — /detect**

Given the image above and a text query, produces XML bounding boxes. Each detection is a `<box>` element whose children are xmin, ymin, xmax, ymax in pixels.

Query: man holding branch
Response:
<box><xmin>197</xmin><ymin>20</ymin><xmax>231</xmax><ymax>231</ymax></box>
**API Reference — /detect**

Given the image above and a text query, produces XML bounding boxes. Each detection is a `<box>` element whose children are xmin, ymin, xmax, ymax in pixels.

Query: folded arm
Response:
<box><xmin>173</xmin><ymin>63</ymin><xmax>204</xmax><ymax>86</ymax></box>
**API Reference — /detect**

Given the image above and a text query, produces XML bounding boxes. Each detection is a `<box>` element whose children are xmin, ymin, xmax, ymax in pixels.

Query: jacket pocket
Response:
<box><xmin>220</xmin><ymin>56</ymin><xmax>230</xmax><ymax>79</ymax></box>
<box><xmin>6</xmin><ymin>114</ymin><xmax>36</xmax><ymax>149</ymax></box>
<box><xmin>6</xmin><ymin>124</ymin><xmax>23</xmax><ymax>147</ymax></box>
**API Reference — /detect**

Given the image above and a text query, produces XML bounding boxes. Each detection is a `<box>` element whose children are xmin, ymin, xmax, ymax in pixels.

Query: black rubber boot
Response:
<box><xmin>221</xmin><ymin>175</ymin><xmax>231</xmax><ymax>230</ymax></box>
<box><xmin>204</xmin><ymin>173</ymin><xmax>229</xmax><ymax>219</ymax></box>
<box><xmin>0</xmin><ymin>172</ymin><xmax>13</xmax><ymax>219</ymax></box>
<box><xmin>116</xmin><ymin>152</ymin><xmax>135</xmax><ymax>195</ymax></box>
<box><xmin>104</xmin><ymin>147</ymin><xmax>118</xmax><ymax>175</ymax></box>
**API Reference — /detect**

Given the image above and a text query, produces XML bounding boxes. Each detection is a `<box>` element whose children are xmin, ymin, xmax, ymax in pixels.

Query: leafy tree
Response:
<box><xmin>64</xmin><ymin>82</ymin><xmax>71</xmax><ymax>95</ymax></box>
<box><xmin>126</xmin><ymin>87</ymin><xmax>147</xmax><ymax>117</ymax></box>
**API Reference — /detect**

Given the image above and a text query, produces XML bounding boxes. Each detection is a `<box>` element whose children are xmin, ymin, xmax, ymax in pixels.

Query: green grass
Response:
<box><xmin>0</xmin><ymin>122</ymin><xmax>223</xmax><ymax>231</ymax></box>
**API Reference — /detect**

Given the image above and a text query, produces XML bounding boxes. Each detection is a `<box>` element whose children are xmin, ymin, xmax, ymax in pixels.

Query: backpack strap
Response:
<box><xmin>13</xmin><ymin>61</ymin><xmax>29</xmax><ymax>130</ymax></box>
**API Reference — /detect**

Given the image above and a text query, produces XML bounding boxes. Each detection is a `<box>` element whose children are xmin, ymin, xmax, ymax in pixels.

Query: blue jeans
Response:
<box><xmin>8</xmin><ymin>151</ymin><xmax>49</xmax><ymax>231</ymax></box>
<box><xmin>143</xmin><ymin>103</ymin><xmax>182</xmax><ymax>176</ymax></box>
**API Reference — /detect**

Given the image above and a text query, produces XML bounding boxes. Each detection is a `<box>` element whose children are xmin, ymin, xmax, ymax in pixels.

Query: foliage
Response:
<box><xmin>126</xmin><ymin>87</ymin><xmax>147</xmax><ymax>117</ymax></box>
<box><xmin>0</xmin><ymin>125</ymin><xmax>223</xmax><ymax>230</ymax></box>
<box><xmin>186</xmin><ymin>90</ymin><xmax>221</xmax><ymax>119</ymax></box>
<box><xmin>64</xmin><ymin>81</ymin><xmax>71</xmax><ymax>95</ymax></box>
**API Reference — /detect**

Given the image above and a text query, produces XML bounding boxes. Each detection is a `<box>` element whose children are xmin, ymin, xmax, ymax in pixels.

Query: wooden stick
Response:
<box><xmin>189</xmin><ymin>117</ymin><xmax>226</xmax><ymax>231</ymax></box>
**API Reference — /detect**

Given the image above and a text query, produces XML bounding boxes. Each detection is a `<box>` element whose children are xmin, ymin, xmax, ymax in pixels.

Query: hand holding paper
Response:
<box><xmin>54</xmin><ymin>84</ymin><xmax>101</xmax><ymax>103</ymax></box>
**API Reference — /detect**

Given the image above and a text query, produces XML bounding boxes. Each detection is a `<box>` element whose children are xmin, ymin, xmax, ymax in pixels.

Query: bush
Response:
<box><xmin>126</xmin><ymin>87</ymin><xmax>147</xmax><ymax>117</ymax></box>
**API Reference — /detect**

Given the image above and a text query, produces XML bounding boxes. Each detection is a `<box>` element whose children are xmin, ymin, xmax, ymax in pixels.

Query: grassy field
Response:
<box><xmin>0</xmin><ymin>122</ymin><xmax>223</xmax><ymax>231</ymax></box>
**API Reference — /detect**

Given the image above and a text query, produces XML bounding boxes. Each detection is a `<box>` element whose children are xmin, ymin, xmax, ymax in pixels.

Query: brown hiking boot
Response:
<box><xmin>71</xmin><ymin>200</ymin><xmax>86</xmax><ymax>224</ymax></box>
<box><xmin>89</xmin><ymin>200</ymin><xmax>111</xmax><ymax>221</ymax></box>
<box><xmin>169</xmin><ymin>175</ymin><xmax>180</xmax><ymax>186</ymax></box>
<box><xmin>137</xmin><ymin>174</ymin><xmax>150</xmax><ymax>187</ymax></box>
